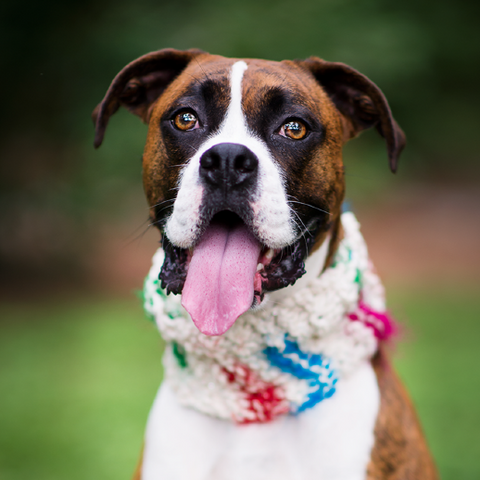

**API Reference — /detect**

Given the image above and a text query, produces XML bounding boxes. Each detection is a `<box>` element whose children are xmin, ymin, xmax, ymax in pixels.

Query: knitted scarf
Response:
<box><xmin>143</xmin><ymin>212</ymin><xmax>395</xmax><ymax>424</ymax></box>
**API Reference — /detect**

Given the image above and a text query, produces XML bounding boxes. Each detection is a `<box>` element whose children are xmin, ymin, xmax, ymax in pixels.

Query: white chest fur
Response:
<box><xmin>141</xmin><ymin>360</ymin><xmax>379</xmax><ymax>480</ymax></box>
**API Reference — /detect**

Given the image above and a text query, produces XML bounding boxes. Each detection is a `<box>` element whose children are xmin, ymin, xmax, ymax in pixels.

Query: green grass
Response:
<box><xmin>0</xmin><ymin>286</ymin><xmax>479</xmax><ymax>479</ymax></box>
<box><xmin>0</xmin><ymin>299</ymin><xmax>162</xmax><ymax>480</ymax></box>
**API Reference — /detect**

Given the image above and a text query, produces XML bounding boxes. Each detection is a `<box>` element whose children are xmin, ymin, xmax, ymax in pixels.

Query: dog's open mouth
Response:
<box><xmin>160</xmin><ymin>211</ymin><xmax>315</xmax><ymax>336</ymax></box>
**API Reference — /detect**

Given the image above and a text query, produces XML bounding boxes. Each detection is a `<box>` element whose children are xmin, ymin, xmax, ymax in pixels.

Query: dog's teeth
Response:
<box><xmin>257</xmin><ymin>263</ymin><xmax>264</xmax><ymax>271</ymax></box>
<box><xmin>265</xmin><ymin>248</ymin><xmax>275</xmax><ymax>260</ymax></box>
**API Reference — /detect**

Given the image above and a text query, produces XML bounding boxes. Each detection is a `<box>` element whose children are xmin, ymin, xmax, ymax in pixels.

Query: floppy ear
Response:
<box><xmin>297</xmin><ymin>57</ymin><xmax>406</xmax><ymax>173</ymax></box>
<box><xmin>92</xmin><ymin>48</ymin><xmax>205</xmax><ymax>148</ymax></box>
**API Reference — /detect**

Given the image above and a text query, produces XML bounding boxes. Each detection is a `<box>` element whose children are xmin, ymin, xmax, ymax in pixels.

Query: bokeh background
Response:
<box><xmin>1</xmin><ymin>0</ymin><xmax>479</xmax><ymax>478</ymax></box>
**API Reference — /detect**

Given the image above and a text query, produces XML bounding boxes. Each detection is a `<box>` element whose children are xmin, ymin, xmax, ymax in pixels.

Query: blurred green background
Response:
<box><xmin>1</xmin><ymin>0</ymin><xmax>479</xmax><ymax>478</ymax></box>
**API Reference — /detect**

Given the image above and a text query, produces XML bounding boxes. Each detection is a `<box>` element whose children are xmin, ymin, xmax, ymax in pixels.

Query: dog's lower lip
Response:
<box><xmin>160</xmin><ymin>210</ymin><xmax>315</xmax><ymax>299</ymax></box>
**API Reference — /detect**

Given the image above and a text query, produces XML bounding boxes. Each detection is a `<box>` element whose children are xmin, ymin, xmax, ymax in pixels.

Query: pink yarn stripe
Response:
<box><xmin>348</xmin><ymin>301</ymin><xmax>397</xmax><ymax>341</ymax></box>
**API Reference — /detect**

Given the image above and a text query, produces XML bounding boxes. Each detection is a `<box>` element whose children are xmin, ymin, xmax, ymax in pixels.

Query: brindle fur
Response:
<box><xmin>367</xmin><ymin>348</ymin><xmax>438</xmax><ymax>479</ymax></box>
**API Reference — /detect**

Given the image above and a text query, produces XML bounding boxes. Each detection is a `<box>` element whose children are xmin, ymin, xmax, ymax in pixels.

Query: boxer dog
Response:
<box><xmin>93</xmin><ymin>49</ymin><xmax>437</xmax><ymax>480</ymax></box>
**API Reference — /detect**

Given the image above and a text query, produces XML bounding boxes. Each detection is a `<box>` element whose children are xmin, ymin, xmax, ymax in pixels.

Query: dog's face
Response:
<box><xmin>93</xmin><ymin>49</ymin><xmax>404</xmax><ymax>336</ymax></box>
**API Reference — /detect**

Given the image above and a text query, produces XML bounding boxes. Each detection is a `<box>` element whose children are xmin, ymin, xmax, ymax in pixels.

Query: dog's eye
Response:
<box><xmin>280</xmin><ymin>120</ymin><xmax>307</xmax><ymax>140</ymax></box>
<box><xmin>173</xmin><ymin>111</ymin><xmax>199</xmax><ymax>131</ymax></box>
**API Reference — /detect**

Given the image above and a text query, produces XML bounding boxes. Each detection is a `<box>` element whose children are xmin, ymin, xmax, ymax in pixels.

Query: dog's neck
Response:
<box><xmin>143</xmin><ymin>212</ymin><xmax>395</xmax><ymax>424</ymax></box>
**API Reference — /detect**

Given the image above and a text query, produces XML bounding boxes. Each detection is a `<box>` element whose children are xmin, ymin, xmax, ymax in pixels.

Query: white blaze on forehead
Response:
<box><xmin>222</xmin><ymin>60</ymin><xmax>248</xmax><ymax>138</ymax></box>
<box><xmin>165</xmin><ymin>60</ymin><xmax>296</xmax><ymax>249</ymax></box>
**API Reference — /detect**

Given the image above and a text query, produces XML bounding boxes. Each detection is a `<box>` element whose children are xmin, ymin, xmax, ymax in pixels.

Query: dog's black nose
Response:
<box><xmin>199</xmin><ymin>143</ymin><xmax>258</xmax><ymax>190</ymax></box>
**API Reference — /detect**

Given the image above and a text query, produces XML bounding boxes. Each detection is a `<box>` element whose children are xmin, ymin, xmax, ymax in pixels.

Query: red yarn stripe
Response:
<box><xmin>222</xmin><ymin>364</ymin><xmax>289</xmax><ymax>424</ymax></box>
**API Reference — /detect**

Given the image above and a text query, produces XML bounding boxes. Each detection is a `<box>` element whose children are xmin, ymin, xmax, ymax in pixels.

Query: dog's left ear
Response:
<box><xmin>92</xmin><ymin>48</ymin><xmax>205</xmax><ymax>148</ymax></box>
<box><xmin>296</xmin><ymin>57</ymin><xmax>406</xmax><ymax>173</ymax></box>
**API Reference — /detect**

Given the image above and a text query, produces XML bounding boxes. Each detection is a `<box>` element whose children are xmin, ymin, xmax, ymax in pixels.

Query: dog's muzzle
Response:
<box><xmin>159</xmin><ymin>143</ymin><xmax>322</xmax><ymax>337</ymax></box>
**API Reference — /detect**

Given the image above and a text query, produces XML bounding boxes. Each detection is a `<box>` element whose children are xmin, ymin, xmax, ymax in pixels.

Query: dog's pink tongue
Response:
<box><xmin>182</xmin><ymin>221</ymin><xmax>261</xmax><ymax>336</ymax></box>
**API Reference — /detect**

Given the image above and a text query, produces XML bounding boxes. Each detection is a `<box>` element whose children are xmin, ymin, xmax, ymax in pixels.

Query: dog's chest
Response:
<box><xmin>142</xmin><ymin>361</ymin><xmax>379</xmax><ymax>480</ymax></box>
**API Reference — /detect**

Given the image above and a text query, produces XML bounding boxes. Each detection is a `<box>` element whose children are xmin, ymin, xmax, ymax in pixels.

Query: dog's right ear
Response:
<box><xmin>92</xmin><ymin>48</ymin><xmax>205</xmax><ymax>148</ymax></box>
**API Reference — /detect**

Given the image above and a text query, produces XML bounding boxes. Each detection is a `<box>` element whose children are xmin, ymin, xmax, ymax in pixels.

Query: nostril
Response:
<box><xmin>234</xmin><ymin>154</ymin><xmax>258</xmax><ymax>173</ymax></box>
<box><xmin>200</xmin><ymin>152</ymin><xmax>220</xmax><ymax>170</ymax></box>
<box><xmin>234</xmin><ymin>155</ymin><xmax>246</xmax><ymax>172</ymax></box>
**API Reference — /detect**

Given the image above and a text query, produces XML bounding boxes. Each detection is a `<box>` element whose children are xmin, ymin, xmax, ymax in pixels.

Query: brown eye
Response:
<box><xmin>281</xmin><ymin>120</ymin><xmax>307</xmax><ymax>140</ymax></box>
<box><xmin>174</xmin><ymin>111</ymin><xmax>198</xmax><ymax>131</ymax></box>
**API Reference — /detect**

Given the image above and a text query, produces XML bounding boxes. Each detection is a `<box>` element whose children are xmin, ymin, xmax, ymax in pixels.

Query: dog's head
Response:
<box><xmin>93</xmin><ymin>49</ymin><xmax>405</xmax><ymax>336</ymax></box>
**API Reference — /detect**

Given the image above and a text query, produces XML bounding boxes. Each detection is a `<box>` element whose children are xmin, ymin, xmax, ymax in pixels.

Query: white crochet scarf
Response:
<box><xmin>143</xmin><ymin>212</ymin><xmax>390</xmax><ymax>423</ymax></box>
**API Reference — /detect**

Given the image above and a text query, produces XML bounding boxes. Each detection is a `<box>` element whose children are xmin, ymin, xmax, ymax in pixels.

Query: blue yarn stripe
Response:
<box><xmin>264</xmin><ymin>338</ymin><xmax>338</xmax><ymax>413</ymax></box>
